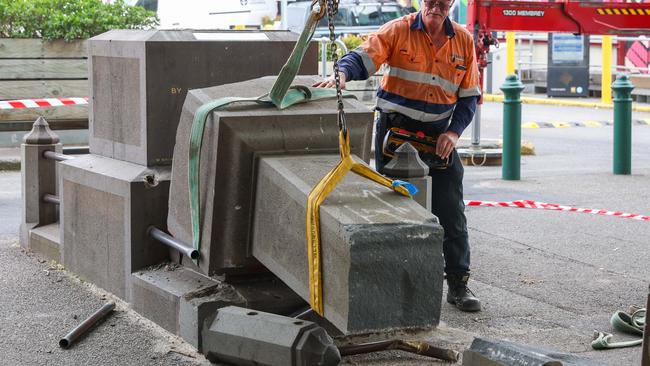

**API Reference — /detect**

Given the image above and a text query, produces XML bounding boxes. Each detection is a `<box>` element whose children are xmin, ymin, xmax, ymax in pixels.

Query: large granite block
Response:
<box><xmin>88</xmin><ymin>30</ymin><xmax>317</xmax><ymax>166</ymax></box>
<box><xmin>60</xmin><ymin>155</ymin><xmax>171</xmax><ymax>299</ymax></box>
<box><xmin>167</xmin><ymin>76</ymin><xmax>374</xmax><ymax>276</ymax></box>
<box><xmin>252</xmin><ymin>154</ymin><xmax>444</xmax><ymax>334</ymax></box>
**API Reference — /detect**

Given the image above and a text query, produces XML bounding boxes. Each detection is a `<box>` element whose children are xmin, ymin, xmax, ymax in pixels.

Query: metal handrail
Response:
<box><xmin>148</xmin><ymin>226</ymin><xmax>199</xmax><ymax>260</ymax></box>
<box><xmin>43</xmin><ymin>194</ymin><xmax>60</xmax><ymax>205</ymax></box>
<box><xmin>314</xmin><ymin>37</ymin><xmax>349</xmax><ymax>78</ymax></box>
<box><xmin>43</xmin><ymin>150</ymin><xmax>74</xmax><ymax>162</ymax></box>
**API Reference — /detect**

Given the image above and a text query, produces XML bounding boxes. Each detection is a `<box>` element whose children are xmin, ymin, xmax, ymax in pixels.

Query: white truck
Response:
<box><xmin>127</xmin><ymin>0</ymin><xmax>279</xmax><ymax>29</ymax></box>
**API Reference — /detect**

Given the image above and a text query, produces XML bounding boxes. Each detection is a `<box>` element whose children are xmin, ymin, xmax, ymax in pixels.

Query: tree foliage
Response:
<box><xmin>0</xmin><ymin>0</ymin><xmax>158</xmax><ymax>41</ymax></box>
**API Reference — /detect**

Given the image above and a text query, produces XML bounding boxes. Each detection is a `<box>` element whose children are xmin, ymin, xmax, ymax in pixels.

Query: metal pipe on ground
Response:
<box><xmin>42</xmin><ymin>194</ymin><xmax>60</xmax><ymax>205</ymax></box>
<box><xmin>642</xmin><ymin>284</ymin><xmax>650</xmax><ymax>366</ymax></box>
<box><xmin>43</xmin><ymin>150</ymin><xmax>74</xmax><ymax>162</ymax></box>
<box><xmin>59</xmin><ymin>301</ymin><xmax>115</xmax><ymax>349</ymax></box>
<box><xmin>147</xmin><ymin>226</ymin><xmax>199</xmax><ymax>260</ymax></box>
<box><xmin>339</xmin><ymin>339</ymin><xmax>459</xmax><ymax>363</ymax></box>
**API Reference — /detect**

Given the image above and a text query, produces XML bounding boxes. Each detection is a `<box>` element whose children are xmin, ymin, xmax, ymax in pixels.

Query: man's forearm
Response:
<box><xmin>447</xmin><ymin>96</ymin><xmax>479</xmax><ymax>136</ymax></box>
<box><xmin>338</xmin><ymin>52</ymin><xmax>369</xmax><ymax>81</ymax></box>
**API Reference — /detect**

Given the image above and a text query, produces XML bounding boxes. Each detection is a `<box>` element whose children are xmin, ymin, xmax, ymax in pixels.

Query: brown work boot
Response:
<box><xmin>446</xmin><ymin>273</ymin><xmax>482</xmax><ymax>312</ymax></box>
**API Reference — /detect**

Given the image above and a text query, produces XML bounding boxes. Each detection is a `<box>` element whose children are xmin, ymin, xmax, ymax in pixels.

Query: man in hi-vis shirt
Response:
<box><xmin>315</xmin><ymin>0</ymin><xmax>482</xmax><ymax>312</ymax></box>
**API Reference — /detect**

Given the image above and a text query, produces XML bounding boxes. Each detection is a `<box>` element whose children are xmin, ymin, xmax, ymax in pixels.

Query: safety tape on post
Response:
<box><xmin>465</xmin><ymin>199</ymin><xmax>650</xmax><ymax>222</ymax></box>
<box><xmin>0</xmin><ymin>97</ymin><xmax>88</xmax><ymax>110</ymax></box>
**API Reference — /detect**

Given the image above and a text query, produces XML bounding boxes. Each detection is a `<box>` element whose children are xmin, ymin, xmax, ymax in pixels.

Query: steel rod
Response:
<box><xmin>338</xmin><ymin>339</ymin><xmax>459</xmax><ymax>362</ymax></box>
<box><xmin>642</xmin><ymin>284</ymin><xmax>650</xmax><ymax>366</ymax></box>
<box><xmin>148</xmin><ymin>226</ymin><xmax>199</xmax><ymax>260</ymax></box>
<box><xmin>471</xmin><ymin>104</ymin><xmax>481</xmax><ymax>147</ymax></box>
<box><xmin>59</xmin><ymin>301</ymin><xmax>115</xmax><ymax>349</ymax></box>
<box><xmin>43</xmin><ymin>194</ymin><xmax>60</xmax><ymax>205</ymax></box>
<box><xmin>43</xmin><ymin>150</ymin><xmax>74</xmax><ymax>162</ymax></box>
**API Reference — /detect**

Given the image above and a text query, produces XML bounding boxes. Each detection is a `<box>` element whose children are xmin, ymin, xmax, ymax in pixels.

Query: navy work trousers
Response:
<box><xmin>374</xmin><ymin>112</ymin><xmax>471</xmax><ymax>276</ymax></box>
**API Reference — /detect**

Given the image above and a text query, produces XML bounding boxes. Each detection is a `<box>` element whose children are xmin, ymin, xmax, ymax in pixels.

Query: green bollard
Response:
<box><xmin>612</xmin><ymin>74</ymin><xmax>634</xmax><ymax>175</ymax></box>
<box><xmin>500</xmin><ymin>74</ymin><xmax>525</xmax><ymax>180</ymax></box>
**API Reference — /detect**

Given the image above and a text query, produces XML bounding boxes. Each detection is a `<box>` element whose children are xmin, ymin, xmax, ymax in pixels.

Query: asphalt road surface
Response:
<box><xmin>1</xmin><ymin>101</ymin><xmax>649</xmax><ymax>365</ymax></box>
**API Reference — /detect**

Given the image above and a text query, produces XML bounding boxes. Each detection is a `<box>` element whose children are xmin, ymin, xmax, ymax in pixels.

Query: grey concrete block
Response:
<box><xmin>88</xmin><ymin>30</ymin><xmax>317</xmax><ymax>166</ymax></box>
<box><xmin>60</xmin><ymin>155</ymin><xmax>170</xmax><ymax>299</ymax></box>
<box><xmin>28</xmin><ymin>223</ymin><xmax>61</xmax><ymax>262</ymax></box>
<box><xmin>132</xmin><ymin>265</ymin><xmax>307</xmax><ymax>351</ymax></box>
<box><xmin>462</xmin><ymin>338</ymin><xmax>607</xmax><ymax>366</ymax></box>
<box><xmin>131</xmin><ymin>265</ymin><xmax>224</xmax><ymax>335</ymax></box>
<box><xmin>252</xmin><ymin>154</ymin><xmax>444</xmax><ymax>334</ymax></box>
<box><xmin>203</xmin><ymin>306</ymin><xmax>340</xmax><ymax>366</ymax></box>
<box><xmin>167</xmin><ymin>76</ymin><xmax>375</xmax><ymax>276</ymax></box>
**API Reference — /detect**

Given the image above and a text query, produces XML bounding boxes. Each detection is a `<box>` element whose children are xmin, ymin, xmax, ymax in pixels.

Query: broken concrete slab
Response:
<box><xmin>252</xmin><ymin>154</ymin><xmax>444</xmax><ymax>334</ymax></box>
<box><xmin>88</xmin><ymin>30</ymin><xmax>317</xmax><ymax>166</ymax></box>
<box><xmin>131</xmin><ymin>265</ymin><xmax>307</xmax><ymax>352</ymax></box>
<box><xmin>462</xmin><ymin>337</ymin><xmax>607</xmax><ymax>366</ymax></box>
<box><xmin>167</xmin><ymin>76</ymin><xmax>375</xmax><ymax>276</ymax></box>
<box><xmin>59</xmin><ymin>154</ymin><xmax>171</xmax><ymax>299</ymax></box>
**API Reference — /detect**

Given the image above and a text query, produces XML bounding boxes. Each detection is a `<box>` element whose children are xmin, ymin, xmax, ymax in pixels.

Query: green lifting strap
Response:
<box><xmin>188</xmin><ymin>2</ymin><xmax>352</xmax><ymax>259</ymax></box>
<box><xmin>591</xmin><ymin>307</ymin><xmax>646</xmax><ymax>350</ymax></box>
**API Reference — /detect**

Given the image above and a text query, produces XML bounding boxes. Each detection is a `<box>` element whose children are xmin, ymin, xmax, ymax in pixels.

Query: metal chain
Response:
<box><xmin>325</xmin><ymin>0</ymin><xmax>347</xmax><ymax>137</ymax></box>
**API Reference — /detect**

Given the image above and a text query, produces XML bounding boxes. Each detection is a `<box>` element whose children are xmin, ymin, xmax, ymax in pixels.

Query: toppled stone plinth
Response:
<box><xmin>167</xmin><ymin>76</ymin><xmax>374</xmax><ymax>276</ymax></box>
<box><xmin>253</xmin><ymin>154</ymin><xmax>443</xmax><ymax>334</ymax></box>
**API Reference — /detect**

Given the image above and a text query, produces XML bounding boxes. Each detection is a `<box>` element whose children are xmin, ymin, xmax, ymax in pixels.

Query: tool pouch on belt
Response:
<box><xmin>382</xmin><ymin>127</ymin><xmax>452</xmax><ymax>170</ymax></box>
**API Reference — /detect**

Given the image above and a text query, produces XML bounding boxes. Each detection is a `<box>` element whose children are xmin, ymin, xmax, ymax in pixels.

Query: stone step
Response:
<box><xmin>29</xmin><ymin>222</ymin><xmax>61</xmax><ymax>262</ymax></box>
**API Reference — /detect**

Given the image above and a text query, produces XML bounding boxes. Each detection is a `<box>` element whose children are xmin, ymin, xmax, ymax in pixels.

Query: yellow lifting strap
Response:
<box><xmin>305</xmin><ymin>130</ymin><xmax>413</xmax><ymax>315</ymax></box>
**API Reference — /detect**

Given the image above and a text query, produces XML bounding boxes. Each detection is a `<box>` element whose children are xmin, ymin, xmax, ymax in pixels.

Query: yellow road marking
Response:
<box><xmin>552</xmin><ymin>122</ymin><xmax>571</xmax><ymax>129</ymax></box>
<box><xmin>583</xmin><ymin>121</ymin><xmax>603</xmax><ymax>128</ymax></box>
<box><xmin>523</xmin><ymin>122</ymin><xmax>539</xmax><ymax>129</ymax></box>
<box><xmin>643</xmin><ymin>118</ymin><xmax>650</xmax><ymax>125</ymax></box>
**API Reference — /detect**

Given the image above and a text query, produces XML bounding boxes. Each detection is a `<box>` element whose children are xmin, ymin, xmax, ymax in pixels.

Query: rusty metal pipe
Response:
<box><xmin>642</xmin><ymin>284</ymin><xmax>650</xmax><ymax>366</ymax></box>
<box><xmin>338</xmin><ymin>339</ymin><xmax>459</xmax><ymax>363</ymax></box>
<box><xmin>148</xmin><ymin>226</ymin><xmax>199</xmax><ymax>260</ymax></box>
<box><xmin>59</xmin><ymin>301</ymin><xmax>115</xmax><ymax>349</ymax></box>
<box><xmin>43</xmin><ymin>150</ymin><xmax>74</xmax><ymax>162</ymax></box>
<box><xmin>43</xmin><ymin>194</ymin><xmax>60</xmax><ymax>205</ymax></box>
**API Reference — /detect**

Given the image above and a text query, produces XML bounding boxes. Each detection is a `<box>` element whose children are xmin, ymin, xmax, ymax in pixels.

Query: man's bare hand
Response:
<box><xmin>436</xmin><ymin>131</ymin><xmax>459</xmax><ymax>160</ymax></box>
<box><xmin>312</xmin><ymin>72</ymin><xmax>347</xmax><ymax>89</ymax></box>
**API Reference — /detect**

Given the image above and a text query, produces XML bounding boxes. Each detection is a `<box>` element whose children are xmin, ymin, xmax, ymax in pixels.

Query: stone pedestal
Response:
<box><xmin>252</xmin><ymin>154</ymin><xmax>444</xmax><ymax>334</ymax></box>
<box><xmin>20</xmin><ymin>117</ymin><xmax>62</xmax><ymax>249</ymax></box>
<box><xmin>88</xmin><ymin>30</ymin><xmax>317</xmax><ymax>166</ymax></box>
<box><xmin>167</xmin><ymin>76</ymin><xmax>375</xmax><ymax>276</ymax></box>
<box><xmin>60</xmin><ymin>155</ymin><xmax>171</xmax><ymax>299</ymax></box>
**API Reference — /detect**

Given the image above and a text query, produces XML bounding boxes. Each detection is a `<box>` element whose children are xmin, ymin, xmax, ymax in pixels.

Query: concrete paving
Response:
<box><xmin>0</xmin><ymin>171</ymin><xmax>211</xmax><ymax>365</ymax></box>
<box><xmin>1</xmin><ymin>100</ymin><xmax>649</xmax><ymax>365</ymax></box>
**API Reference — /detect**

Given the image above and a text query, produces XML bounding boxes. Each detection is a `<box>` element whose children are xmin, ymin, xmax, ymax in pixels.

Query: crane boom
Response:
<box><xmin>466</xmin><ymin>0</ymin><xmax>650</xmax><ymax>94</ymax></box>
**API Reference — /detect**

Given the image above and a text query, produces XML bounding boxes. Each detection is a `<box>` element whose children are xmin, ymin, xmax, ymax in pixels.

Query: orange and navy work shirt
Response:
<box><xmin>338</xmin><ymin>12</ymin><xmax>481</xmax><ymax>136</ymax></box>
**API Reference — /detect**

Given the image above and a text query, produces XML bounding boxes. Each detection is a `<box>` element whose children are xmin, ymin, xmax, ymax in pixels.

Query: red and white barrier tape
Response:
<box><xmin>0</xmin><ymin>97</ymin><xmax>88</xmax><ymax>110</ymax></box>
<box><xmin>465</xmin><ymin>199</ymin><xmax>650</xmax><ymax>222</ymax></box>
